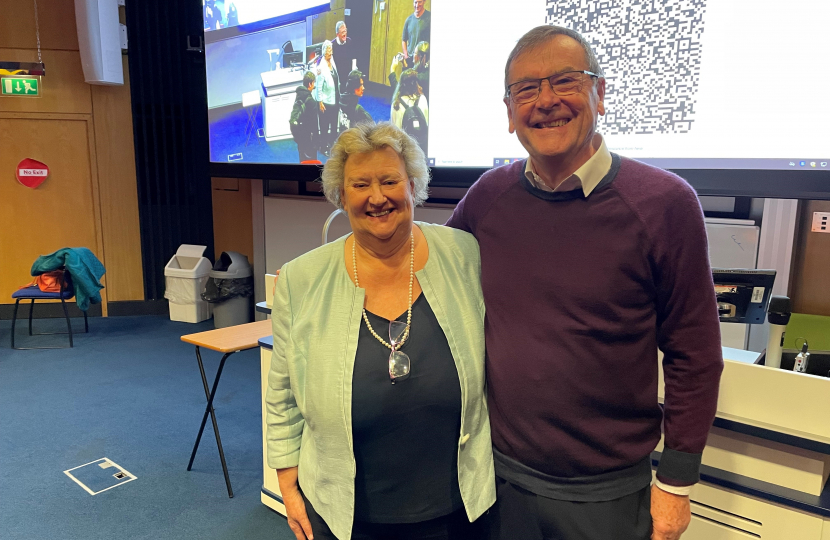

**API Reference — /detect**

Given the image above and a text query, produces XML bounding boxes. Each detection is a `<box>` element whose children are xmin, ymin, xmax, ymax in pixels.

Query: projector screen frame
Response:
<box><xmin>209</xmin><ymin>162</ymin><xmax>830</xmax><ymax>201</ymax></box>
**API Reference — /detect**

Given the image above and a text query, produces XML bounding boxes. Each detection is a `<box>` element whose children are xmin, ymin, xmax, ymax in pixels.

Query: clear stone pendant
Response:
<box><xmin>389</xmin><ymin>350</ymin><xmax>411</xmax><ymax>383</ymax></box>
<box><xmin>388</xmin><ymin>320</ymin><xmax>411</xmax><ymax>384</ymax></box>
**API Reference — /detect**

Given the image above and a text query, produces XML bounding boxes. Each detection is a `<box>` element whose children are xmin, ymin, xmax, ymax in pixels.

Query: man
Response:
<box><xmin>339</xmin><ymin>70</ymin><xmax>373</xmax><ymax>129</ymax></box>
<box><xmin>289</xmin><ymin>71</ymin><xmax>318</xmax><ymax>162</ymax></box>
<box><xmin>401</xmin><ymin>0</ymin><xmax>430</xmax><ymax>62</ymax></box>
<box><xmin>446</xmin><ymin>26</ymin><xmax>723</xmax><ymax>540</ymax></box>
<box><xmin>331</xmin><ymin>21</ymin><xmax>356</xmax><ymax>90</ymax></box>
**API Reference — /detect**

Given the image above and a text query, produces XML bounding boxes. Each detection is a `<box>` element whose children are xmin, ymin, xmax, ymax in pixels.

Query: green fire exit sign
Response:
<box><xmin>1</xmin><ymin>77</ymin><xmax>40</xmax><ymax>96</ymax></box>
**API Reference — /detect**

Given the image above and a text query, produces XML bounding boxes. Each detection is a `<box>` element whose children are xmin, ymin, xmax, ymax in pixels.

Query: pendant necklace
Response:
<box><xmin>352</xmin><ymin>232</ymin><xmax>414</xmax><ymax>383</ymax></box>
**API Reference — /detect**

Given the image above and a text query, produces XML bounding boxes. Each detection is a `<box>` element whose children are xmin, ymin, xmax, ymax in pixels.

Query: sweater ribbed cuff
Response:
<box><xmin>655</xmin><ymin>447</ymin><xmax>701</xmax><ymax>486</ymax></box>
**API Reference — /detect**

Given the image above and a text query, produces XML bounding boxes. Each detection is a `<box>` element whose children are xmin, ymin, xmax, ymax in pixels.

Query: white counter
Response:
<box><xmin>659</xmin><ymin>347</ymin><xmax>830</xmax><ymax>539</ymax></box>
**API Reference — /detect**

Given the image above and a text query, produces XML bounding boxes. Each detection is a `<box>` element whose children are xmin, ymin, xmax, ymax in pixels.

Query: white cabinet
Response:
<box><xmin>684</xmin><ymin>482</ymin><xmax>824</xmax><ymax>540</ymax></box>
<box><xmin>260</xmin><ymin>68</ymin><xmax>304</xmax><ymax>142</ymax></box>
<box><xmin>705</xmin><ymin>219</ymin><xmax>759</xmax><ymax>350</ymax></box>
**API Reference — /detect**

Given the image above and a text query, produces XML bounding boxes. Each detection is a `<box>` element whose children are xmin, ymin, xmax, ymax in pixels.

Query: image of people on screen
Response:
<box><xmin>205</xmin><ymin>1</ymin><xmax>432</xmax><ymax>165</ymax></box>
<box><xmin>339</xmin><ymin>70</ymin><xmax>373</xmax><ymax>130</ymax></box>
<box><xmin>391</xmin><ymin>69</ymin><xmax>429</xmax><ymax>155</ymax></box>
<box><xmin>203</xmin><ymin>0</ymin><xmax>231</xmax><ymax>31</ymax></box>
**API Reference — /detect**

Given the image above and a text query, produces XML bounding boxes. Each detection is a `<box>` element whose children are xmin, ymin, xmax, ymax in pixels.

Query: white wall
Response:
<box><xmin>263</xmin><ymin>196</ymin><xmax>454</xmax><ymax>274</ymax></box>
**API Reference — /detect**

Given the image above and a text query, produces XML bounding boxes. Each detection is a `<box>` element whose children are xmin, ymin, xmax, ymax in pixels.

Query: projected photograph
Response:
<box><xmin>205</xmin><ymin>0</ymin><xmax>432</xmax><ymax>164</ymax></box>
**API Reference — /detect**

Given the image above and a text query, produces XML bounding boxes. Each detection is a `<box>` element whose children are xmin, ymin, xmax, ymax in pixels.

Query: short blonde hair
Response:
<box><xmin>321</xmin><ymin>122</ymin><xmax>430</xmax><ymax>209</ymax></box>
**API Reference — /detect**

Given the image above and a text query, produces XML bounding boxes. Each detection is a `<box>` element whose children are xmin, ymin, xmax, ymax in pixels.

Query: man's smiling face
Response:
<box><xmin>504</xmin><ymin>35</ymin><xmax>605</xmax><ymax>173</ymax></box>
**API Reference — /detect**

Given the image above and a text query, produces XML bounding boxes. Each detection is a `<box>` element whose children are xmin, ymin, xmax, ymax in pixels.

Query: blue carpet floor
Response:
<box><xmin>0</xmin><ymin>315</ymin><xmax>295</xmax><ymax>540</ymax></box>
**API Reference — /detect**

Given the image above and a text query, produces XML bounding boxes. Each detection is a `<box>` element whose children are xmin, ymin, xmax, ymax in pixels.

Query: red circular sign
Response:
<box><xmin>16</xmin><ymin>158</ymin><xmax>50</xmax><ymax>189</ymax></box>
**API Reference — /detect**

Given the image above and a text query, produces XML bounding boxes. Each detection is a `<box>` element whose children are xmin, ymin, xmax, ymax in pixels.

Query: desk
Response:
<box><xmin>259</xmin><ymin>334</ymin><xmax>286</xmax><ymax>516</ymax></box>
<box><xmin>257</xmin><ymin>327</ymin><xmax>830</xmax><ymax>534</ymax></box>
<box><xmin>658</xmin><ymin>347</ymin><xmax>830</xmax><ymax>539</ymax></box>
<box><xmin>260</xmin><ymin>68</ymin><xmax>304</xmax><ymax>142</ymax></box>
<box><xmin>181</xmin><ymin>319</ymin><xmax>272</xmax><ymax>498</ymax></box>
<box><xmin>242</xmin><ymin>90</ymin><xmax>262</xmax><ymax>146</ymax></box>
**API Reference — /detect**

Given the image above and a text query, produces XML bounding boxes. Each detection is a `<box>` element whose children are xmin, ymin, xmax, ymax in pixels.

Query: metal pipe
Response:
<box><xmin>322</xmin><ymin>209</ymin><xmax>344</xmax><ymax>245</ymax></box>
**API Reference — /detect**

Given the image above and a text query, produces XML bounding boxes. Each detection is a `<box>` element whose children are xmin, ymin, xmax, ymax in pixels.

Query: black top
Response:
<box><xmin>352</xmin><ymin>294</ymin><xmax>463</xmax><ymax>523</ymax></box>
<box><xmin>331</xmin><ymin>36</ymin><xmax>356</xmax><ymax>87</ymax></box>
<box><xmin>402</xmin><ymin>11</ymin><xmax>431</xmax><ymax>57</ymax></box>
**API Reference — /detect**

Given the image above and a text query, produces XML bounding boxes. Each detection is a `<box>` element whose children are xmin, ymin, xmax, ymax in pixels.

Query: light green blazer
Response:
<box><xmin>266</xmin><ymin>222</ymin><xmax>495</xmax><ymax>540</ymax></box>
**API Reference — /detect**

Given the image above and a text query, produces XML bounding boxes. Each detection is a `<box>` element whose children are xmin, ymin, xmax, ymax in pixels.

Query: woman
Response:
<box><xmin>313</xmin><ymin>40</ymin><xmax>340</xmax><ymax>156</ymax></box>
<box><xmin>413</xmin><ymin>41</ymin><xmax>430</xmax><ymax>100</ymax></box>
<box><xmin>390</xmin><ymin>69</ymin><xmax>429</xmax><ymax>153</ymax></box>
<box><xmin>266</xmin><ymin>122</ymin><xmax>494</xmax><ymax>540</ymax></box>
<box><xmin>339</xmin><ymin>69</ymin><xmax>373</xmax><ymax>130</ymax></box>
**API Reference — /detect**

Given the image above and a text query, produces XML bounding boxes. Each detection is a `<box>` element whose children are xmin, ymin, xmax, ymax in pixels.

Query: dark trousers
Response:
<box><xmin>302</xmin><ymin>492</ymin><xmax>484</xmax><ymax>540</ymax></box>
<box><xmin>317</xmin><ymin>104</ymin><xmax>339</xmax><ymax>150</ymax></box>
<box><xmin>295</xmin><ymin>130</ymin><xmax>316</xmax><ymax>162</ymax></box>
<box><xmin>487</xmin><ymin>476</ymin><xmax>652</xmax><ymax>540</ymax></box>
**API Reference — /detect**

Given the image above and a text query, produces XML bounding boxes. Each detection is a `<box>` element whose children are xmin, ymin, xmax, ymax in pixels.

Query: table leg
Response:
<box><xmin>245</xmin><ymin>108</ymin><xmax>255</xmax><ymax>147</ymax></box>
<box><xmin>187</xmin><ymin>346</ymin><xmax>235</xmax><ymax>498</ymax></box>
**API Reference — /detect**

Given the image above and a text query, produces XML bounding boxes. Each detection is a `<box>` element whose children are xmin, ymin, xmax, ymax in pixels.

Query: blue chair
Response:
<box><xmin>10</xmin><ymin>268</ymin><xmax>89</xmax><ymax>349</ymax></box>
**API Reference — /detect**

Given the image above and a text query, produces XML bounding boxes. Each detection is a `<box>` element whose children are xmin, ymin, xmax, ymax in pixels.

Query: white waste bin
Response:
<box><xmin>164</xmin><ymin>244</ymin><xmax>213</xmax><ymax>323</ymax></box>
<box><xmin>203</xmin><ymin>251</ymin><xmax>253</xmax><ymax>329</ymax></box>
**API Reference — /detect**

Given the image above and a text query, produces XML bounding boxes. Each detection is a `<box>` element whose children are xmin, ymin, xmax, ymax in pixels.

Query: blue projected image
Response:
<box><xmin>205</xmin><ymin>1</ymin><xmax>432</xmax><ymax>165</ymax></box>
<box><xmin>203</xmin><ymin>0</ymin><xmax>329</xmax><ymax>31</ymax></box>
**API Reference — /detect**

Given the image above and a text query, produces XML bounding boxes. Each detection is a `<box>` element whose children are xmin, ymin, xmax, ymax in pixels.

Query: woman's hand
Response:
<box><xmin>277</xmin><ymin>467</ymin><xmax>314</xmax><ymax>540</ymax></box>
<box><xmin>319</xmin><ymin>102</ymin><xmax>326</xmax><ymax>112</ymax></box>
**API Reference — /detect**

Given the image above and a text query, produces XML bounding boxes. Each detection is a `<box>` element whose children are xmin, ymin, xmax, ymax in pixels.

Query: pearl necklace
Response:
<box><xmin>352</xmin><ymin>232</ymin><xmax>414</xmax><ymax>349</ymax></box>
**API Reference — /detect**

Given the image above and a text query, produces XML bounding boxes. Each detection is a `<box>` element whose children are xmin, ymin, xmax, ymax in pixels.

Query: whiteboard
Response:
<box><xmin>705</xmin><ymin>219</ymin><xmax>760</xmax><ymax>349</ymax></box>
<box><xmin>705</xmin><ymin>220</ymin><xmax>759</xmax><ymax>269</ymax></box>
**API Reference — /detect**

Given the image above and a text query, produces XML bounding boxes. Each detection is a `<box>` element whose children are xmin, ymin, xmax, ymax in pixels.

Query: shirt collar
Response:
<box><xmin>524</xmin><ymin>134</ymin><xmax>612</xmax><ymax>197</ymax></box>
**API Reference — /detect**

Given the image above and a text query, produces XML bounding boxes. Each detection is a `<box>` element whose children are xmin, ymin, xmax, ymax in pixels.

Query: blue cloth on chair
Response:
<box><xmin>12</xmin><ymin>285</ymin><xmax>75</xmax><ymax>300</ymax></box>
<box><xmin>30</xmin><ymin>248</ymin><xmax>105</xmax><ymax>311</ymax></box>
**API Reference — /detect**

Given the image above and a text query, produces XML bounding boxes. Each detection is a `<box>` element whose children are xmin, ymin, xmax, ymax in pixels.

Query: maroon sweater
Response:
<box><xmin>447</xmin><ymin>155</ymin><xmax>723</xmax><ymax>486</ymax></box>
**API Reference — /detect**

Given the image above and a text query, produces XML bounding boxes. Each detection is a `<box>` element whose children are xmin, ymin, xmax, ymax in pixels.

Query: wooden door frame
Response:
<box><xmin>0</xmin><ymin>111</ymin><xmax>108</xmax><ymax>316</ymax></box>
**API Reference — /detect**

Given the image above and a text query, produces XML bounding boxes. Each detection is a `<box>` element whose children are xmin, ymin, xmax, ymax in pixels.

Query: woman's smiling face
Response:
<box><xmin>342</xmin><ymin>147</ymin><xmax>415</xmax><ymax>244</ymax></box>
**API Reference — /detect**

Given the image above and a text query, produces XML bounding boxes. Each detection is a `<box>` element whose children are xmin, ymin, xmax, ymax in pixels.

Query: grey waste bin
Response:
<box><xmin>201</xmin><ymin>251</ymin><xmax>253</xmax><ymax>328</ymax></box>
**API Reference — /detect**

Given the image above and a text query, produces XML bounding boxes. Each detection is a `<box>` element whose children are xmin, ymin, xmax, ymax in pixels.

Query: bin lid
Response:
<box><xmin>176</xmin><ymin>244</ymin><xmax>207</xmax><ymax>258</ymax></box>
<box><xmin>210</xmin><ymin>251</ymin><xmax>252</xmax><ymax>279</ymax></box>
<box><xmin>165</xmin><ymin>244</ymin><xmax>212</xmax><ymax>278</ymax></box>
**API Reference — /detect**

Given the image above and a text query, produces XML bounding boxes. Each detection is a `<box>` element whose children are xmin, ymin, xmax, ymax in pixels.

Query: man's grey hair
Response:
<box><xmin>321</xmin><ymin>122</ymin><xmax>430</xmax><ymax>210</ymax></box>
<box><xmin>504</xmin><ymin>25</ymin><xmax>604</xmax><ymax>92</ymax></box>
<box><xmin>335</xmin><ymin>21</ymin><xmax>346</xmax><ymax>34</ymax></box>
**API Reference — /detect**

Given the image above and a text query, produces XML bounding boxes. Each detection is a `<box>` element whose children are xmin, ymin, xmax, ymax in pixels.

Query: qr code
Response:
<box><xmin>546</xmin><ymin>0</ymin><xmax>707</xmax><ymax>134</ymax></box>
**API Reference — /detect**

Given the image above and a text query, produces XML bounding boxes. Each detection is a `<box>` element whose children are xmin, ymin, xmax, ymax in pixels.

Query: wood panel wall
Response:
<box><xmin>0</xmin><ymin>0</ymin><xmax>144</xmax><ymax>313</ymax></box>
<box><xmin>212</xmin><ymin>178</ymin><xmax>254</xmax><ymax>264</ymax></box>
<box><xmin>312</xmin><ymin>8</ymin><xmax>346</xmax><ymax>46</ymax></box>
<box><xmin>91</xmin><ymin>64</ymin><xmax>144</xmax><ymax>302</ymax></box>
<box><xmin>790</xmin><ymin>200</ymin><xmax>830</xmax><ymax>316</ymax></box>
<box><xmin>368</xmin><ymin>1</ymin><xmax>390</xmax><ymax>84</ymax></box>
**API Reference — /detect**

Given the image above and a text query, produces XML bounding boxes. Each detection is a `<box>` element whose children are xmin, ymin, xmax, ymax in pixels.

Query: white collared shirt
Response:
<box><xmin>524</xmin><ymin>133</ymin><xmax>612</xmax><ymax>197</ymax></box>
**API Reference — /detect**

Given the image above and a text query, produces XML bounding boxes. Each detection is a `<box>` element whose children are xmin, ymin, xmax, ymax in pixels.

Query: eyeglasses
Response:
<box><xmin>505</xmin><ymin>70</ymin><xmax>601</xmax><ymax>104</ymax></box>
<box><xmin>388</xmin><ymin>320</ymin><xmax>411</xmax><ymax>384</ymax></box>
